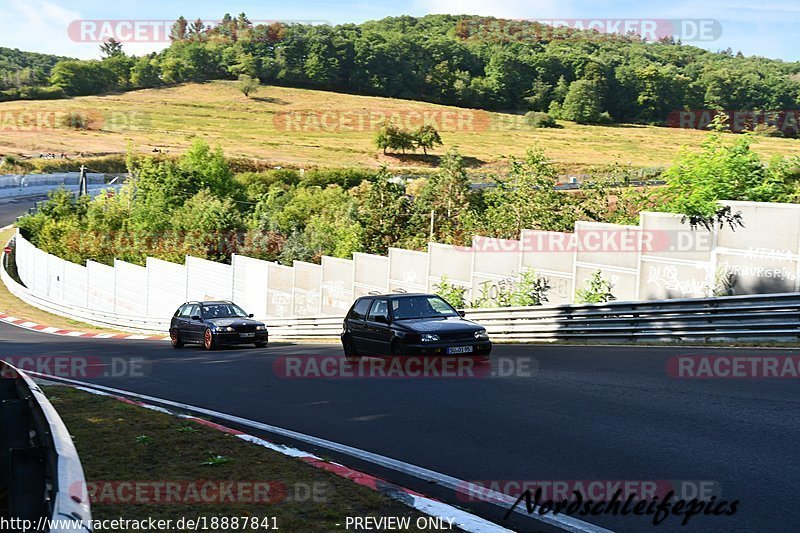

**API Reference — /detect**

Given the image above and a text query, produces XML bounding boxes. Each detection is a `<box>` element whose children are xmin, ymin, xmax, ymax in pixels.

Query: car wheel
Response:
<box><xmin>203</xmin><ymin>328</ymin><xmax>216</xmax><ymax>351</ymax></box>
<box><xmin>391</xmin><ymin>340</ymin><xmax>404</xmax><ymax>357</ymax></box>
<box><xmin>170</xmin><ymin>329</ymin><xmax>183</xmax><ymax>349</ymax></box>
<box><xmin>343</xmin><ymin>336</ymin><xmax>360</xmax><ymax>363</ymax></box>
<box><xmin>254</xmin><ymin>342</ymin><xmax>267</xmax><ymax>348</ymax></box>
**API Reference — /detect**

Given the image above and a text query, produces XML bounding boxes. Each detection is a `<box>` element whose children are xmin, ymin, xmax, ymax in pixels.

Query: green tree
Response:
<box><xmin>130</xmin><ymin>56</ymin><xmax>162</xmax><ymax>88</ymax></box>
<box><xmin>661</xmin><ymin>117</ymin><xmax>786</xmax><ymax>228</ymax></box>
<box><xmin>414</xmin><ymin>148</ymin><xmax>472</xmax><ymax>243</ymax></box>
<box><xmin>353</xmin><ymin>168</ymin><xmax>411</xmax><ymax>254</ymax></box>
<box><xmin>99</xmin><ymin>38</ymin><xmax>124</xmax><ymax>58</ymax></box>
<box><xmin>238</xmin><ymin>74</ymin><xmax>260</xmax><ymax>97</ymax></box>
<box><xmin>50</xmin><ymin>60</ymin><xmax>117</xmax><ymax>96</ymax></box>
<box><xmin>479</xmin><ymin>145</ymin><xmax>575</xmax><ymax>238</ymax></box>
<box><xmin>561</xmin><ymin>79</ymin><xmax>604</xmax><ymax>124</ymax></box>
<box><xmin>413</xmin><ymin>124</ymin><xmax>443</xmax><ymax>154</ymax></box>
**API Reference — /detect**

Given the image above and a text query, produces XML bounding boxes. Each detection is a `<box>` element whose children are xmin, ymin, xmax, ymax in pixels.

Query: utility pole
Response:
<box><xmin>429</xmin><ymin>209</ymin><xmax>435</xmax><ymax>241</ymax></box>
<box><xmin>78</xmin><ymin>165</ymin><xmax>88</xmax><ymax>197</ymax></box>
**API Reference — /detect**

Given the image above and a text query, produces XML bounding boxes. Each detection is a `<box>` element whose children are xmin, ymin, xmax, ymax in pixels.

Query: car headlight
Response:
<box><xmin>474</xmin><ymin>330</ymin><xmax>489</xmax><ymax>340</ymax></box>
<box><xmin>216</xmin><ymin>326</ymin><xmax>235</xmax><ymax>332</ymax></box>
<box><xmin>256</xmin><ymin>325</ymin><xmax>267</xmax><ymax>331</ymax></box>
<box><xmin>420</xmin><ymin>333</ymin><xmax>440</xmax><ymax>342</ymax></box>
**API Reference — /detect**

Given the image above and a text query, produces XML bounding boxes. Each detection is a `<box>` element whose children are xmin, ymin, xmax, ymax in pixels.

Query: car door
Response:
<box><xmin>184</xmin><ymin>304</ymin><xmax>203</xmax><ymax>342</ymax></box>
<box><xmin>346</xmin><ymin>298</ymin><xmax>372</xmax><ymax>355</ymax></box>
<box><xmin>172</xmin><ymin>305</ymin><xmax>189</xmax><ymax>337</ymax></box>
<box><xmin>173</xmin><ymin>304</ymin><xmax>191</xmax><ymax>340</ymax></box>
<box><xmin>364</xmin><ymin>298</ymin><xmax>391</xmax><ymax>356</ymax></box>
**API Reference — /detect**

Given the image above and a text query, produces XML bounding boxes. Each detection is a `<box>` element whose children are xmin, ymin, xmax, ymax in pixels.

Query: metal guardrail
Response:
<box><xmin>0</xmin><ymin>360</ymin><xmax>91</xmax><ymax>532</ymax></box>
<box><xmin>264</xmin><ymin>293</ymin><xmax>800</xmax><ymax>342</ymax></box>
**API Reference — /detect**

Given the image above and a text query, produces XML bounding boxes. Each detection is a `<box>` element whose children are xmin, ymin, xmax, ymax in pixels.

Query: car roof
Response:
<box><xmin>357</xmin><ymin>293</ymin><xmax>433</xmax><ymax>300</ymax></box>
<box><xmin>183</xmin><ymin>300</ymin><xmax>235</xmax><ymax>305</ymax></box>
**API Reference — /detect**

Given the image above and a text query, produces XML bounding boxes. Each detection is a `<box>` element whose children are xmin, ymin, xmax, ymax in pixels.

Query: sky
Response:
<box><xmin>1</xmin><ymin>0</ymin><xmax>799</xmax><ymax>61</ymax></box>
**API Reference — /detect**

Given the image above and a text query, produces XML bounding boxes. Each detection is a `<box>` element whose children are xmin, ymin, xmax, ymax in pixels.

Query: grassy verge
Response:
<box><xmin>0</xmin><ymin>227</ymin><xmax>139</xmax><ymax>335</ymax></box>
<box><xmin>46</xmin><ymin>386</ymin><xmax>441</xmax><ymax>532</ymax></box>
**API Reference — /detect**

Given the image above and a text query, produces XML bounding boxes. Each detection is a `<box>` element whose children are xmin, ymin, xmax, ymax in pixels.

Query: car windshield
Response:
<box><xmin>202</xmin><ymin>303</ymin><xmax>248</xmax><ymax>318</ymax></box>
<box><xmin>391</xmin><ymin>296</ymin><xmax>459</xmax><ymax>320</ymax></box>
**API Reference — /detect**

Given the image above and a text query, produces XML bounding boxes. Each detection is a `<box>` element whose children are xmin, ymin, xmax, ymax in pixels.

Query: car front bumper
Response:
<box><xmin>214</xmin><ymin>331</ymin><xmax>269</xmax><ymax>345</ymax></box>
<box><xmin>402</xmin><ymin>340</ymin><xmax>492</xmax><ymax>357</ymax></box>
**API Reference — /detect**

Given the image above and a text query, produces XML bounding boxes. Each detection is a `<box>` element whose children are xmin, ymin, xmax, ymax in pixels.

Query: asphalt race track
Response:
<box><xmin>0</xmin><ymin>195</ymin><xmax>47</xmax><ymax>227</ymax></box>
<box><xmin>1</xmin><ymin>320</ymin><xmax>798</xmax><ymax>532</ymax></box>
<box><xmin>1</xmin><ymin>199</ymin><xmax>798</xmax><ymax>532</ymax></box>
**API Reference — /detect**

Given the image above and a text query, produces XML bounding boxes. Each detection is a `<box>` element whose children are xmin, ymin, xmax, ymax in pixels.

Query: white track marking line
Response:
<box><xmin>32</xmin><ymin>374</ymin><xmax>613</xmax><ymax>533</ymax></box>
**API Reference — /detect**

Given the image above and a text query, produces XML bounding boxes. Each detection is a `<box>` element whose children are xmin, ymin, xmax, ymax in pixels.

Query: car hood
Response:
<box><xmin>206</xmin><ymin>317</ymin><xmax>264</xmax><ymax>327</ymax></box>
<box><xmin>393</xmin><ymin>316</ymin><xmax>483</xmax><ymax>333</ymax></box>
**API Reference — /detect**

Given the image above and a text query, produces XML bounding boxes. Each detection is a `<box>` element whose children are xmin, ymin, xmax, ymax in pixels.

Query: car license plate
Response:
<box><xmin>240</xmin><ymin>332</ymin><xmax>255</xmax><ymax>338</ymax></box>
<box><xmin>447</xmin><ymin>346</ymin><xmax>473</xmax><ymax>354</ymax></box>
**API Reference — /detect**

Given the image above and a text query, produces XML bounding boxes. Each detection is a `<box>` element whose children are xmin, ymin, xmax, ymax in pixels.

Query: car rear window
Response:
<box><xmin>349</xmin><ymin>298</ymin><xmax>371</xmax><ymax>320</ymax></box>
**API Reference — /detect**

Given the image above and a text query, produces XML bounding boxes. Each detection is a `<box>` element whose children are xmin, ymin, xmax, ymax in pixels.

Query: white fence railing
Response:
<box><xmin>4</xmin><ymin>238</ymin><xmax>800</xmax><ymax>341</ymax></box>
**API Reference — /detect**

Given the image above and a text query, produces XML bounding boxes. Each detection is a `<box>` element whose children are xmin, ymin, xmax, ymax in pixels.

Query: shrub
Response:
<box><xmin>576</xmin><ymin>271</ymin><xmax>616</xmax><ymax>303</ymax></box>
<box><xmin>524</xmin><ymin>111</ymin><xmax>558</xmax><ymax>128</ymax></box>
<box><xmin>434</xmin><ymin>275</ymin><xmax>468</xmax><ymax>309</ymax></box>
<box><xmin>510</xmin><ymin>269</ymin><xmax>550</xmax><ymax>306</ymax></box>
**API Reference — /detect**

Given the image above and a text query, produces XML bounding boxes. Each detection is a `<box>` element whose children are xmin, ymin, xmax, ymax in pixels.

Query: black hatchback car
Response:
<box><xmin>170</xmin><ymin>301</ymin><xmax>268</xmax><ymax>350</ymax></box>
<box><xmin>340</xmin><ymin>293</ymin><xmax>491</xmax><ymax>361</ymax></box>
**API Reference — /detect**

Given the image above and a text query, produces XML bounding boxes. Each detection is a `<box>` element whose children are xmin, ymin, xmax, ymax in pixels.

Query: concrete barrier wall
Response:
<box><xmin>388</xmin><ymin>248</ymin><xmax>428</xmax><ymax>293</ymax></box>
<box><xmin>146</xmin><ymin>257</ymin><xmax>186</xmax><ymax>317</ymax></box>
<box><xmin>574</xmin><ymin>221</ymin><xmax>640</xmax><ymax>302</ymax></box>
<box><xmin>471</xmin><ymin>236</ymin><xmax>521</xmax><ymax>306</ymax></box>
<box><xmin>266</xmin><ymin>262</ymin><xmax>293</xmax><ymax>317</ymax></box>
<box><xmin>427</xmin><ymin>243</ymin><xmax>473</xmax><ymax>299</ymax></box>
<box><xmin>293</xmin><ymin>261</ymin><xmax>322</xmax><ymax>316</ymax></box>
<box><xmin>353</xmin><ymin>253</ymin><xmax>389</xmax><ymax>298</ymax></box>
<box><xmin>321</xmin><ymin>256</ymin><xmax>354</xmax><ymax>315</ymax></box>
<box><xmin>519</xmin><ymin>230</ymin><xmax>576</xmax><ymax>305</ymax></box>
<box><xmin>232</xmin><ymin>255</ymin><xmax>271</xmax><ymax>319</ymax></box>
<box><xmin>114</xmin><ymin>260</ymin><xmax>146</xmax><ymax>314</ymax></box>
<box><xmin>716</xmin><ymin>201</ymin><xmax>800</xmax><ymax>295</ymax></box>
<box><xmin>186</xmin><ymin>256</ymin><xmax>233</xmax><ymax>302</ymax></box>
<box><xmin>638</xmin><ymin>212</ymin><xmax>714</xmax><ymax>299</ymax></box>
<box><xmin>10</xmin><ymin>200</ymin><xmax>800</xmax><ymax>321</ymax></box>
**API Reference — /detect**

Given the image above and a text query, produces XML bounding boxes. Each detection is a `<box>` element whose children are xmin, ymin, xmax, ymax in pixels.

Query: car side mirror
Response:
<box><xmin>375</xmin><ymin>315</ymin><xmax>390</xmax><ymax>325</ymax></box>
<box><xmin>248</xmin><ymin>313</ymin><xmax>254</xmax><ymax>318</ymax></box>
<box><xmin>458</xmin><ymin>310</ymin><xmax>466</xmax><ymax>317</ymax></box>
<box><xmin>191</xmin><ymin>315</ymin><xmax>201</xmax><ymax>321</ymax></box>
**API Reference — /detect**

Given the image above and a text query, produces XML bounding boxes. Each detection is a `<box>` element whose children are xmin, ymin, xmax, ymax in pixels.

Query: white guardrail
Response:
<box><xmin>4</xmin><ymin>238</ymin><xmax>800</xmax><ymax>342</ymax></box>
<box><xmin>0</xmin><ymin>360</ymin><xmax>91</xmax><ymax>532</ymax></box>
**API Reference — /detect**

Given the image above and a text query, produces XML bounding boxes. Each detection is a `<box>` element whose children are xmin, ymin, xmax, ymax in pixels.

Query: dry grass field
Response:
<box><xmin>1</xmin><ymin>80</ymin><xmax>798</xmax><ymax>171</ymax></box>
